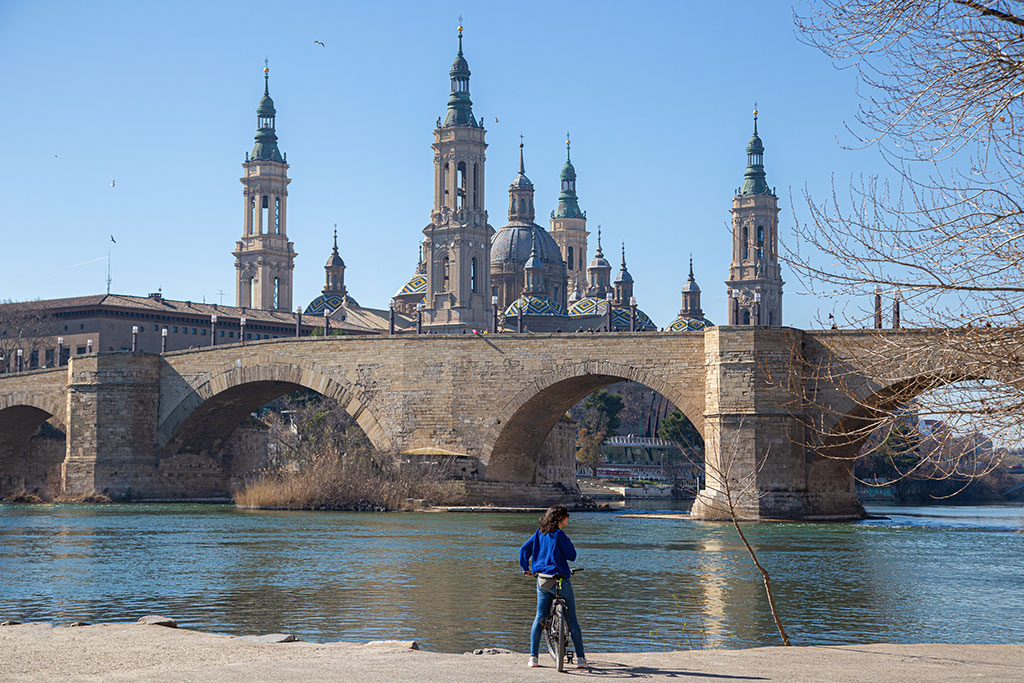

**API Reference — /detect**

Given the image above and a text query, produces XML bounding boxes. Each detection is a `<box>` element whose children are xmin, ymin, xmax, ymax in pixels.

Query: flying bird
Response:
<box><xmin>110</xmin><ymin>235</ymin><xmax>116</xmax><ymax>244</ymax></box>
<box><xmin>110</xmin><ymin>180</ymin><xmax>116</xmax><ymax>187</ymax></box>
<box><xmin>495</xmin><ymin>117</ymin><xmax>499</xmax><ymax>123</ymax></box>
<box><xmin>313</xmin><ymin>40</ymin><xmax>325</xmax><ymax>47</ymax></box>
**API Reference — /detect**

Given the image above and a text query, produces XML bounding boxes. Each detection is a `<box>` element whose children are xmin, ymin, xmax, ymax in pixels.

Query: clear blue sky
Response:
<box><xmin>1</xmin><ymin>1</ymin><xmax>879</xmax><ymax>328</ymax></box>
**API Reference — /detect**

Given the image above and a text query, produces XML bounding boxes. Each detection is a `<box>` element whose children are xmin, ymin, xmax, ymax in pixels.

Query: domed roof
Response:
<box><xmin>610</xmin><ymin>306</ymin><xmax>655</xmax><ymax>330</ymax></box>
<box><xmin>669</xmin><ymin>315</ymin><xmax>714</xmax><ymax>332</ymax></box>
<box><xmin>491</xmin><ymin>226</ymin><xmax>563</xmax><ymax>269</ymax></box>
<box><xmin>257</xmin><ymin>93</ymin><xmax>276</xmax><ymax>118</ymax></box>
<box><xmin>561</xmin><ymin>158</ymin><xmax>576</xmax><ymax>181</ymax></box>
<box><xmin>682</xmin><ymin>278</ymin><xmax>700</xmax><ymax>293</ymax></box>
<box><xmin>504</xmin><ymin>294</ymin><xmax>564</xmax><ymax>317</ymax></box>
<box><xmin>394</xmin><ymin>274</ymin><xmax>427</xmax><ymax>298</ymax></box>
<box><xmin>510</xmin><ymin>172</ymin><xmax>533</xmax><ymax>190</ymax></box>
<box><xmin>567</xmin><ymin>296</ymin><xmax>608</xmax><ymax>317</ymax></box>
<box><xmin>305</xmin><ymin>292</ymin><xmax>358</xmax><ymax>315</ymax></box>
<box><xmin>589</xmin><ymin>252</ymin><xmax>611</xmax><ymax>270</ymax></box>
<box><xmin>326</xmin><ymin>251</ymin><xmax>344</xmax><ymax>268</ymax></box>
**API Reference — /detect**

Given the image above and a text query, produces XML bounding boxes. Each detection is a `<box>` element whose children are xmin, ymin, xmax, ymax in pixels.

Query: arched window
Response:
<box><xmin>275</xmin><ymin>198</ymin><xmax>281</xmax><ymax>234</ymax></box>
<box><xmin>273</xmin><ymin>278</ymin><xmax>280</xmax><ymax>309</ymax></box>
<box><xmin>248</xmin><ymin>278</ymin><xmax>254</xmax><ymax>306</ymax></box>
<box><xmin>456</xmin><ymin>162</ymin><xmax>467</xmax><ymax>211</ymax></box>
<box><xmin>510</xmin><ymin>197</ymin><xmax>517</xmax><ymax>214</ymax></box>
<box><xmin>249</xmin><ymin>197</ymin><xmax>256</xmax><ymax>235</ymax></box>
<box><xmin>471</xmin><ymin>257</ymin><xmax>478</xmax><ymax>293</ymax></box>
<box><xmin>756</xmin><ymin>225</ymin><xmax>764</xmax><ymax>260</ymax></box>
<box><xmin>742</xmin><ymin>309</ymin><xmax>750</xmax><ymax>325</ymax></box>
<box><xmin>568</xmin><ymin>246</ymin><xmax>574</xmax><ymax>270</ymax></box>
<box><xmin>442</xmin><ymin>256</ymin><xmax>450</xmax><ymax>291</ymax></box>
<box><xmin>742</xmin><ymin>226</ymin><xmax>749</xmax><ymax>259</ymax></box>
<box><xmin>473</xmin><ymin>163</ymin><xmax>479</xmax><ymax>208</ymax></box>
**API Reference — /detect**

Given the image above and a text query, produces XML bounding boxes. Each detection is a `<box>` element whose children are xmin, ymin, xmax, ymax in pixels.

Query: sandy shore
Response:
<box><xmin>1</xmin><ymin>622</ymin><xmax>1022</xmax><ymax>682</ymax></box>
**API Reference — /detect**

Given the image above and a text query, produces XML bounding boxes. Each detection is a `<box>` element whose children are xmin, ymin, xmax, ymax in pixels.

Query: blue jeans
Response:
<box><xmin>530</xmin><ymin>577</ymin><xmax>585</xmax><ymax>659</ymax></box>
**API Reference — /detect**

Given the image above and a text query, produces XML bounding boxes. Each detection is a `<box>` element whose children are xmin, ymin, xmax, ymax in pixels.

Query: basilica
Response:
<box><xmin>238</xmin><ymin>27</ymin><xmax>784</xmax><ymax>334</ymax></box>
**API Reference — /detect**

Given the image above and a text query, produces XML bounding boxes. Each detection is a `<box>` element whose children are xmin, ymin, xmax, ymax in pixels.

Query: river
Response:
<box><xmin>0</xmin><ymin>503</ymin><xmax>1021</xmax><ymax>652</ymax></box>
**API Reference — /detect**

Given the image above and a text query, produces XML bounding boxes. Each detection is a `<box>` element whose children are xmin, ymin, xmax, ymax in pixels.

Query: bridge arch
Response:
<box><xmin>0</xmin><ymin>391</ymin><xmax>67</xmax><ymax>496</ymax></box>
<box><xmin>482</xmin><ymin>361</ymin><xmax>704</xmax><ymax>482</ymax></box>
<box><xmin>159</xmin><ymin>360</ymin><xmax>393</xmax><ymax>458</ymax></box>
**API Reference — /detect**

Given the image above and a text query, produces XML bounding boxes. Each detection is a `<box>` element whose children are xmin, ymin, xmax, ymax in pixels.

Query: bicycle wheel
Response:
<box><xmin>553</xmin><ymin>603</ymin><xmax>567</xmax><ymax>672</ymax></box>
<box><xmin>543</xmin><ymin>613</ymin><xmax>559</xmax><ymax>662</ymax></box>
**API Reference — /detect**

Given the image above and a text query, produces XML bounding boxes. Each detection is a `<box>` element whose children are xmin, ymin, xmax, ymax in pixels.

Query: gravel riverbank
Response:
<box><xmin>1</xmin><ymin>621</ymin><xmax>1022</xmax><ymax>682</ymax></box>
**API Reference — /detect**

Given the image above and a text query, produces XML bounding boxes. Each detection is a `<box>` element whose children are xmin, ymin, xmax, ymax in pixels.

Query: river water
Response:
<box><xmin>0</xmin><ymin>503</ymin><xmax>1021</xmax><ymax>652</ymax></box>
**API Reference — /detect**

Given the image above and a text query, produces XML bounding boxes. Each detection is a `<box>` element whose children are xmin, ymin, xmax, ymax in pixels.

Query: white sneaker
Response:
<box><xmin>527</xmin><ymin>656</ymin><xmax>539</xmax><ymax>668</ymax></box>
<box><xmin>576</xmin><ymin>657</ymin><xmax>588</xmax><ymax>669</ymax></box>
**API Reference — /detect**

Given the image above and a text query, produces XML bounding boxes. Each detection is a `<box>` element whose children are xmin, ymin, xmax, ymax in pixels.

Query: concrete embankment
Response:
<box><xmin>1</xmin><ymin>622</ymin><xmax>1022</xmax><ymax>682</ymax></box>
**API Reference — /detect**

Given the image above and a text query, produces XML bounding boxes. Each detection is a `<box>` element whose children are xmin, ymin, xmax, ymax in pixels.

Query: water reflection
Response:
<box><xmin>0</xmin><ymin>503</ymin><xmax>1021</xmax><ymax>652</ymax></box>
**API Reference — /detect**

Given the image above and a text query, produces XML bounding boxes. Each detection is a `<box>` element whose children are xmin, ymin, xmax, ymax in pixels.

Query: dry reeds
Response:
<box><xmin>233</xmin><ymin>446</ymin><xmax>466</xmax><ymax>511</ymax></box>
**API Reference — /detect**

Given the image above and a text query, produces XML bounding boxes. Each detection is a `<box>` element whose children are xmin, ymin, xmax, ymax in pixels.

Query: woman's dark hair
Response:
<box><xmin>539</xmin><ymin>504</ymin><xmax>570</xmax><ymax>535</ymax></box>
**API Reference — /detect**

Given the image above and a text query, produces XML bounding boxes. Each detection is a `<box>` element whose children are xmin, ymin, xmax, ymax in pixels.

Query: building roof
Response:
<box><xmin>491</xmin><ymin>225</ymin><xmax>563</xmax><ymax>269</ymax></box>
<box><xmin>504</xmin><ymin>294</ymin><xmax>564</xmax><ymax>317</ymax></box>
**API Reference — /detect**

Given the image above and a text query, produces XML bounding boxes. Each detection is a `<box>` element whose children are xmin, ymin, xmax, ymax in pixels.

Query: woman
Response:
<box><xmin>518</xmin><ymin>503</ymin><xmax>587</xmax><ymax>669</ymax></box>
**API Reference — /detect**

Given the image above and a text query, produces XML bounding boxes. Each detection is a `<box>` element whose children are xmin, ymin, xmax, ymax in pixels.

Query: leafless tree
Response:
<box><xmin>787</xmin><ymin>1</ymin><xmax>1024</xmax><ymax>484</ymax></box>
<box><xmin>0</xmin><ymin>301</ymin><xmax>55</xmax><ymax>372</ymax></box>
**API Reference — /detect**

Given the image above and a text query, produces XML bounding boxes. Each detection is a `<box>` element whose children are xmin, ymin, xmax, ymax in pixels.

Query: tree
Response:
<box><xmin>789</xmin><ymin>1</ymin><xmax>1024</xmax><ymax>478</ymax></box>
<box><xmin>658</xmin><ymin>410</ymin><xmax>703</xmax><ymax>454</ymax></box>
<box><xmin>0</xmin><ymin>301</ymin><xmax>54</xmax><ymax>372</ymax></box>
<box><xmin>583</xmin><ymin>389</ymin><xmax>624</xmax><ymax>433</ymax></box>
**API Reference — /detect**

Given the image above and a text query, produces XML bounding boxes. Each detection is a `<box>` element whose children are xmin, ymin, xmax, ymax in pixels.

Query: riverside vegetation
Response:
<box><xmin>233</xmin><ymin>391</ymin><xmax>465</xmax><ymax>510</ymax></box>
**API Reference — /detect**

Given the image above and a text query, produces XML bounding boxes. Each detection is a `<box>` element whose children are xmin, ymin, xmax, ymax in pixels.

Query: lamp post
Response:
<box><xmin>605</xmin><ymin>292</ymin><xmax>614</xmax><ymax>332</ymax></box>
<box><xmin>629</xmin><ymin>296</ymin><xmax>637</xmax><ymax>332</ymax></box>
<box><xmin>517</xmin><ymin>300</ymin><xmax>524</xmax><ymax>334</ymax></box>
<box><xmin>87</xmin><ymin>339</ymin><xmax>93</xmax><ymax>354</ymax></box>
<box><xmin>873</xmin><ymin>285</ymin><xmax>882</xmax><ymax>329</ymax></box>
<box><xmin>295</xmin><ymin>306</ymin><xmax>302</xmax><ymax>338</ymax></box>
<box><xmin>131</xmin><ymin>326</ymin><xmax>139</xmax><ymax>352</ymax></box>
<box><xmin>240</xmin><ymin>317</ymin><xmax>247</xmax><ymax>345</ymax></box>
<box><xmin>16</xmin><ymin>349</ymin><xmax>23</xmax><ymax>373</ymax></box>
<box><xmin>491</xmin><ymin>295</ymin><xmax>499</xmax><ymax>333</ymax></box>
<box><xmin>323</xmin><ymin>308</ymin><xmax>331</xmax><ymax>336</ymax></box>
<box><xmin>161</xmin><ymin>328</ymin><xmax>168</xmax><ymax>353</ymax></box>
<box><xmin>210</xmin><ymin>315</ymin><xmax>218</xmax><ymax>346</ymax></box>
<box><xmin>753</xmin><ymin>292</ymin><xmax>762</xmax><ymax>326</ymax></box>
<box><xmin>388</xmin><ymin>300</ymin><xmax>396</xmax><ymax>335</ymax></box>
<box><xmin>57</xmin><ymin>337</ymin><xmax>64</xmax><ymax>365</ymax></box>
<box><xmin>416</xmin><ymin>303</ymin><xmax>424</xmax><ymax>335</ymax></box>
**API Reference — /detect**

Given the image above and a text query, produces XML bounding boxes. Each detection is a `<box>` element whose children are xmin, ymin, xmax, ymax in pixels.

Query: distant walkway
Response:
<box><xmin>1</xmin><ymin>622</ymin><xmax>1022</xmax><ymax>682</ymax></box>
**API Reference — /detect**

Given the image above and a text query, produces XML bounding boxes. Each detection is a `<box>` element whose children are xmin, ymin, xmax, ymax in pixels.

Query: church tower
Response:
<box><xmin>549</xmin><ymin>135</ymin><xmax>588</xmax><ymax>292</ymax></box>
<box><xmin>323</xmin><ymin>226</ymin><xmax>347</xmax><ymax>300</ymax></box>
<box><xmin>421</xmin><ymin>25</ymin><xmax>493</xmax><ymax>330</ymax></box>
<box><xmin>234</xmin><ymin>65</ymin><xmax>296</xmax><ymax>311</ymax></box>
<box><xmin>725</xmin><ymin>109</ymin><xmax>782</xmax><ymax>325</ymax></box>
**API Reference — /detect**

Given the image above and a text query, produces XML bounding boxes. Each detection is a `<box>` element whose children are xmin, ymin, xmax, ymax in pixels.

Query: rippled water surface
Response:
<box><xmin>1</xmin><ymin>502</ymin><xmax>1021</xmax><ymax>652</ymax></box>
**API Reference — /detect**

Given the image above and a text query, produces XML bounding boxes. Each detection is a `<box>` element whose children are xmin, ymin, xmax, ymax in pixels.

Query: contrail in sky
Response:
<box><xmin>60</xmin><ymin>255</ymin><xmax>109</xmax><ymax>270</ymax></box>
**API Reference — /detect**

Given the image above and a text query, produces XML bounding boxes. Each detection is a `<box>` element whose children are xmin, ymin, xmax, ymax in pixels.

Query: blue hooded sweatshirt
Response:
<box><xmin>519</xmin><ymin>528</ymin><xmax>577</xmax><ymax>578</ymax></box>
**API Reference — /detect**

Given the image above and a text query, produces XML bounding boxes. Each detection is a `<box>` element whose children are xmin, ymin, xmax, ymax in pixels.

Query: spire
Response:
<box><xmin>323</xmin><ymin>224</ymin><xmax>346</xmax><ymax>296</ymax></box>
<box><xmin>508</xmin><ymin>138</ymin><xmax>535</xmax><ymax>221</ymax></box>
<box><xmin>615</xmin><ymin>242</ymin><xmax>633</xmax><ymax>284</ymax></box>
<box><xmin>739</xmin><ymin>105</ymin><xmax>770</xmax><ymax>196</ymax></box>
<box><xmin>325</xmin><ymin>224</ymin><xmax>344</xmax><ymax>267</ymax></box>
<box><xmin>524</xmin><ymin>231</ymin><xmax>544</xmax><ymax>294</ymax></box>
<box><xmin>595</xmin><ymin>228</ymin><xmax>604</xmax><ymax>259</ymax></box>
<box><xmin>251</xmin><ymin>63</ymin><xmax>284</xmax><ymax>162</ymax></box>
<box><xmin>554</xmin><ymin>132</ymin><xmax>584</xmax><ymax>219</ymax></box>
<box><xmin>442</xmin><ymin>23</ymin><xmax>478</xmax><ymax>128</ymax></box>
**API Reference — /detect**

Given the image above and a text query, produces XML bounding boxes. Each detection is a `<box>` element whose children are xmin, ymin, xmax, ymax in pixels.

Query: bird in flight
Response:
<box><xmin>495</xmin><ymin>117</ymin><xmax>499</xmax><ymax>123</ymax></box>
<box><xmin>313</xmin><ymin>40</ymin><xmax>325</xmax><ymax>47</ymax></box>
<box><xmin>110</xmin><ymin>235</ymin><xmax>117</xmax><ymax>244</ymax></box>
<box><xmin>110</xmin><ymin>180</ymin><xmax>116</xmax><ymax>187</ymax></box>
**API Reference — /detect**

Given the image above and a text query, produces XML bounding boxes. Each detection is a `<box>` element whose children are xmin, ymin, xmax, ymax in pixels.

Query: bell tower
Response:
<box><xmin>234</xmin><ymin>64</ymin><xmax>296</xmax><ymax>311</ymax></box>
<box><xmin>549</xmin><ymin>135</ymin><xmax>588</xmax><ymax>292</ymax></box>
<box><xmin>421</xmin><ymin>25</ymin><xmax>493</xmax><ymax>331</ymax></box>
<box><xmin>726</xmin><ymin>109</ymin><xmax>782</xmax><ymax>326</ymax></box>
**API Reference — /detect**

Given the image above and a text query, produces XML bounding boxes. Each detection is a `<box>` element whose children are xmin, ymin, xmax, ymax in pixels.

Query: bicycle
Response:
<box><xmin>539</xmin><ymin>567</ymin><xmax>583</xmax><ymax>672</ymax></box>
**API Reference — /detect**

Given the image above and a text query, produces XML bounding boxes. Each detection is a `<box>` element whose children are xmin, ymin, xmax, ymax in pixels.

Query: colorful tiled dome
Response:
<box><xmin>504</xmin><ymin>294</ymin><xmax>564</xmax><ymax>317</ymax></box>
<box><xmin>305</xmin><ymin>293</ymin><xmax>357</xmax><ymax>315</ymax></box>
<box><xmin>669</xmin><ymin>315</ymin><xmax>714</xmax><ymax>332</ymax></box>
<box><xmin>395</xmin><ymin>274</ymin><xmax>427</xmax><ymax>297</ymax></box>
<box><xmin>611</xmin><ymin>306</ymin><xmax>655</xmax><ymax>331</ymax></box>
<box><xmin>567</xmin><ymin>296</ymin><xmax>607</xmax><ymax>317</ymax></box>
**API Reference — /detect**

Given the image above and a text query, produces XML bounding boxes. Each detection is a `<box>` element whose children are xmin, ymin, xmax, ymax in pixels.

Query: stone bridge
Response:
<box><xmin>0</xmin><ymin>326</ymin><xmax>993</xmax><ymax>520</ymax></box>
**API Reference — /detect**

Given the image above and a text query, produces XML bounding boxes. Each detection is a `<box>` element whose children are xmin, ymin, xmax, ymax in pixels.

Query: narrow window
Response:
<box><xmin>442</xmin><ymin>256</ymin><xmax>450</xmax><ymax>291</ymax></box>
<box><xmin>249</xmin><ymin>197</ymin><xmax>256</xmax><ymax>235</ymax></box>
<box><xmin>568</xmin><ymin>246</ymin><xmax>574</xmax><ymax>270</ymax></box>
<box><xmin>273</xmin><ymin>277</ymin><xmax>280</xmax><ymax>308</ymax></box>
<box><xmin>275</xmin><ymin>198</ymin><xmax>281</xmax><ymax>234</ymax></box>
<box><xmin>471</xmin><ymin>258</ymin><xmax>478</xmax><ymax>293</ymax></box>
<box><xmin>742</xmin><ymin>309</ymin><xmax>750</xmax><ymax>325</ymax></box>
<box><xmin>473</xmin><ymin>163</ymin><xmax>479</xmax><ymax>208</ymax></box>
<box><xmin>248</xmin><ymin>277</ymin><xmax>254</xmax><ymax>305</ymax></box>
<box><xmin>757</xmin><ymin>225</ymin><xmax>764</xmax><ymax>260</ymax></box>
<box><xmin>261</xmin><ymin>196</ymin><xmax>270</xmax><ymax>235</ymax></box>
<box><xmin>510</xmin><ymin>197</ymin><xmax>516</xmax><ymax>213</ymax></box>
<box><xmin>456</xmin><ymin>162</ymin><xmax>467</xmax><ymax>211</ymax></box>
<box><xmin>742</xmin><ymin>226</ymin><xmax>749</xmax><ymax>260</ymax></box>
